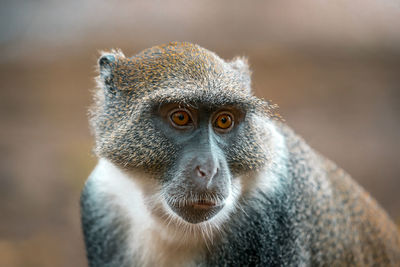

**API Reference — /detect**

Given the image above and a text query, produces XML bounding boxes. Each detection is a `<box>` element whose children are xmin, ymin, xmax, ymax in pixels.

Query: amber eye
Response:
<box><xmin>215</xmin><ymin>113</ymin><xmax>233</xmax><ymax>130</ymax></box>
<box><xmin>170</xmin><ymin>110</ymin><xmax>191</xmax><ymax>126</ymax></box>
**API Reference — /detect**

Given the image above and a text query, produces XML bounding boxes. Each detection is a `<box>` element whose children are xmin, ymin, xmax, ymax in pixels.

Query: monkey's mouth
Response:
<box><xmin>192</xmin><ymin>199</ymin><xmax>218</xmax><ymax>209</ymax></box>
<box><xmin>167</xmin><ymin>199</ymin><xmax>224</xmax><ymax>224</ymax></box>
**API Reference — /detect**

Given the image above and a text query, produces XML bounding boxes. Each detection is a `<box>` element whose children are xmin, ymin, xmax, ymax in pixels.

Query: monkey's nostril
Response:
<box><xmin>196</xmin><ymin>166</ymin><xmax>206</xmax><ymax>178</ymax></box>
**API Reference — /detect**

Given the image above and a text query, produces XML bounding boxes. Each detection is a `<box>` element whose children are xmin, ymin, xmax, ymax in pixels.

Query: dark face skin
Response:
<box><xmin>152</xmin><ymin>103</ymin><xmax>245</xmax><ymax>224</ymax></box>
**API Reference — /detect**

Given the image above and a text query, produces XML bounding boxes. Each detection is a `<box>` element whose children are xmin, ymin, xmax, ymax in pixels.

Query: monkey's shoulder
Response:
<box><xmin>271</xmin><ymin>124</ymin><xmax>400</xmax><ymax>264</ymax></box>
<box><xmin>322</xmin><ymin>160</ymin><xmax>400</xmax><ymax>264</ymax></box>
<box><xmin>288</xmin><ymin>149</ymin><xmax>400</xmax><ymax>265</ymax></box>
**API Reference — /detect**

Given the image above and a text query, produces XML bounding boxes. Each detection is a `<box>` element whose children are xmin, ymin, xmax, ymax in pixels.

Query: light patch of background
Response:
<box><xmin>0</xmin><ymin>1</ymin><xmax>399</xmax><ymax>266</ymax></box>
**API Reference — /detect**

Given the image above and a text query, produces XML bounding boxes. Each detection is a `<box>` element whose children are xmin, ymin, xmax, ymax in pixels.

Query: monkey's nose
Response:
<box><xmin>193</xmin><ymin>163</ymin><xmax>218</xmax><ymax>190</ymax></box>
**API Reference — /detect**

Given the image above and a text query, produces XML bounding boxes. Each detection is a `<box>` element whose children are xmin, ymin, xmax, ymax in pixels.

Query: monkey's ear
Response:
<box><xmin>97</xmin><ymin>49</ymin><xmax>126</xmax><ymax>92</ymax></box>
<box><xmin>230</xmin><ymin>56</ymin><xmax>252</xmax><ymax>93</ymax></box>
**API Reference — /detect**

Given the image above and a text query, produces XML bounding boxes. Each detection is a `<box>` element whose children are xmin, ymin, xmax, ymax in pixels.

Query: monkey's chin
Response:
<box><xmin>168</xmin><ymin>202</ymin><xmax>224</xmax><ymax>224</ymax></box>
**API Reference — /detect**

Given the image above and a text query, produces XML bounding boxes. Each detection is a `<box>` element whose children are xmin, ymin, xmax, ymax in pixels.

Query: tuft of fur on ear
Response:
<box><xmin>97</xmin><ymin>49</ymin><xmax>126</xmax><ymax>92</ymax></box>
<box><xmin>230</xmin><ymin>56</ymin><xmax>252</xmax><ymax>93</ymax></box>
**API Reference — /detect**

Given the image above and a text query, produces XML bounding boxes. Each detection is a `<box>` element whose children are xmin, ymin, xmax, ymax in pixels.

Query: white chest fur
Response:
<box><xmin>87</xmin><ymin>159</ymin><xmax>204</xmax><ymax>267</ymax></box>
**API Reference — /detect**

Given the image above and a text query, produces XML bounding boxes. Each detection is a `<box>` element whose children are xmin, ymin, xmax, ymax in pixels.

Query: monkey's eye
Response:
<box><xmin>214</xmin><ymin>112</ymin><xmax>234</xmax><ymax>131</ymax></box>
<box><xmin>170</xmin><ymin>110</ymin><xmax>192</xmax><ymax>127</ymax></box>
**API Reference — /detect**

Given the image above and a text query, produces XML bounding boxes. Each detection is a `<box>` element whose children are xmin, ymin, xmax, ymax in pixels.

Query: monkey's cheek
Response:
<box><xmin>168</xmin><ymin>203</ymin><xmax>224</xmax><ymax>224</ymax></box>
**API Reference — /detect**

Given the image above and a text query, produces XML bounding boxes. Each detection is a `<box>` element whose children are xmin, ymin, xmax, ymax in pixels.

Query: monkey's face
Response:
<box><xmin>154</xmin><ymin>103</ymin><xmax>245</xmax><ymax>224</ymax></box>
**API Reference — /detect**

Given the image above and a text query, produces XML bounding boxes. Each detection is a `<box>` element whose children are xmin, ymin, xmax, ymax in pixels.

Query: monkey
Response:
<box><xmin>81</xmin><ymin>42</ymin><xmax>400</xmax><ymax>266</ymax></box>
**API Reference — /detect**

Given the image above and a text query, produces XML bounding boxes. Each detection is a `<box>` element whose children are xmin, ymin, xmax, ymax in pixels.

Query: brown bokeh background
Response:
<box><xmin>1</xmin><ymin>1</ymin><xmax>399</xmax><ymax>266</ymax></box>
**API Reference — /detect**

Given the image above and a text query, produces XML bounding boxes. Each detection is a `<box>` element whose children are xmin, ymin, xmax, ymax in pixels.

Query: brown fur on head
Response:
<box><xmin>94</xmin><ymin>42</ymin><xmax>256</xmax><ymax>101</ymax></box>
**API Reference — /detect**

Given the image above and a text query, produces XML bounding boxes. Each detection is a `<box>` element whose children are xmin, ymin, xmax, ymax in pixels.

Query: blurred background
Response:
<box><xmin>0</xmin><ymin>0</ymin><xmax>399</xmax><ymax>266</ymax></box>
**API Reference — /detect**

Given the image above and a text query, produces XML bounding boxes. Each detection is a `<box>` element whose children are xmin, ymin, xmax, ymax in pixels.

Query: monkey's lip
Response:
<box><xmin>191</xmin><ymin>200</ymin><xmax>219</xmax><ymax>209</ymax></box>
<box><xmin>167</xmin><ymin>199</ymin><xmax>224</xmax><ymax>224</ymax></box>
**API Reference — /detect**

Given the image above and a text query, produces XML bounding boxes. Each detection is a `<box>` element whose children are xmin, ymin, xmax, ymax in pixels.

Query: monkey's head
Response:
<box><xmin>91</xmin><ymin>42</ymin><xmax>284</xmax><ymax>230</ymax></box>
